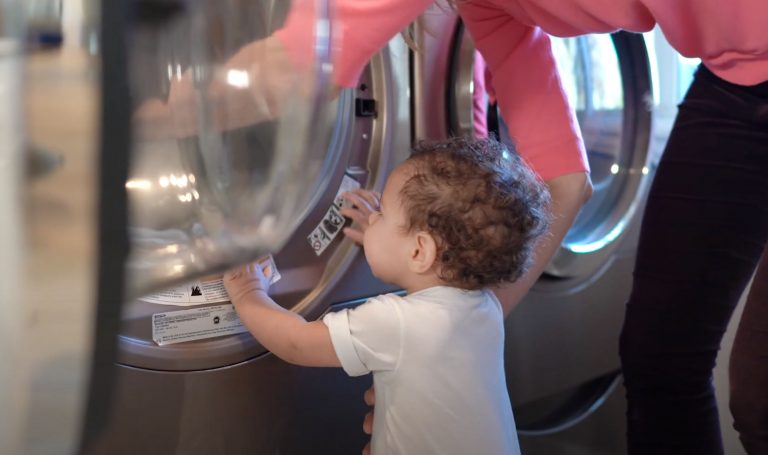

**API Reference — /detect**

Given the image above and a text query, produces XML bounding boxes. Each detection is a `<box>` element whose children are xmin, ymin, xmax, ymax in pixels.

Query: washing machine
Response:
<box><xmin>78</xmin><ymin>1</ymin><xmax>410</xmax><ymax>454</ymax></box>
<box><xmin>412</xmin><ymin>5</ymin><xmax>673</xmax><ymax>452</ymax></box>
<box><xmin>15</xmin><ymin>0</ymin><xmax>682</xmax><ymax>453</ymax></box>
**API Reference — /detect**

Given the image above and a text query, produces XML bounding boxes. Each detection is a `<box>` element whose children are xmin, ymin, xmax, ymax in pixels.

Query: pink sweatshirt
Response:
<box><xmin>277</xmin><ymin>0</ymin><xmax>768</xmax><ymax>181</ymax></box>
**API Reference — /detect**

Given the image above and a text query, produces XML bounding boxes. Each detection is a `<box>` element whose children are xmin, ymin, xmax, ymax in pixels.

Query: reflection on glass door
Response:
<box><xmin>126</xmin><ymin>0</ymin><xmax>334</xmax><ymax>295</ymax></box>
<box><xmin>551</xmin><ymin>34</ymin><xmax>629</xmax><ymax>252</ymax></box>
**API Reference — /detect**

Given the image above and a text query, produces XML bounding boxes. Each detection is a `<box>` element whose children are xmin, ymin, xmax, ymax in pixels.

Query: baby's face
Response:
<box><xmin>363</xmin><ymin>164</ymin><xmax>414</xmax><ymax>286</ymax></box>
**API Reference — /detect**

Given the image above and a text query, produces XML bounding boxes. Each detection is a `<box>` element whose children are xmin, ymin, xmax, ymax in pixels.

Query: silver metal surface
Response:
<box><xmin>90</xmin><ymin>354</ymin><xmax>304</xmax><ymax>455</ymax></box>
<box><xmin>517</xmin><ymin>372</ymin><xmax>623</xmax><ymax>436</ymax></box>
<box><xmin>448</xmin><ymin>22</ymin><xmax>476</xmax><ymax>137</ymax></box>
<box><xmin>412</xmin><ymin>5</ymin><xmax>456</xmax><ymax>141</ymax></box>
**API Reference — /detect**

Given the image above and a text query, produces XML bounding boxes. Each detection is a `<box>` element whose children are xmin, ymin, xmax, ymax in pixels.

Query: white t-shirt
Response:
<box><xmin>323</xmin><ymin>286</ymin><xmax>520</xmax><ymax>455</ymax></box>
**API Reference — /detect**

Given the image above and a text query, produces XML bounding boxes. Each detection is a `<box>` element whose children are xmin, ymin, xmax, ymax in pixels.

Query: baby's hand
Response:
<box><xmin>339</xmin><ymin>189</ymin><xmax>381</xmax><ymax>245</ymax></box>
<box><xmin>224</xmin><ymin>261</ymin><xmax>271</xmax><ymax>303</ymax></box>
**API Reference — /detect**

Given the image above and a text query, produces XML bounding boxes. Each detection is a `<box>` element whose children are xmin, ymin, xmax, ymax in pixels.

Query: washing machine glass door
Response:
<box><xmin>448</xmin><ymin>28</ymin><xmax>652</xmax><ymax>278</ymax></box>
<box><xmin>550</xmin><ymin>34</ymin><xmax>650</xmax><ymax>252</ymax></box>
<box><xmin>544</xmin><ymin>33</ymin><xmax>652</xmax><ymax>277</ymax></box>
<box><xmin>126</xmin><ymin>0</ymin><xmax>334</xmax><ymax>296</ymax></box>
<box><xmin>119</xmin><ymin>5</ymin><xmax>409</xmax><ymax>371</ymax></box>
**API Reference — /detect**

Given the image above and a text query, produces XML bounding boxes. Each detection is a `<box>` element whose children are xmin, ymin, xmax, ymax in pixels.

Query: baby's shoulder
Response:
<box><xmin>364</xmin><ymin>292</ymin><xmax>406</xmax><ymax>307</ymax></box>
<box><xmin>346</xmin><ymin>292</ymin><xmax>405</xmax><ymax>319</ymax></box>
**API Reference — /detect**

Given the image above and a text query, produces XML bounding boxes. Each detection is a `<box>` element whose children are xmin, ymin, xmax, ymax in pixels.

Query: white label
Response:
<box><xmin>140</xmin><ymin>276</ymin><xmax>231</xmax><ymax>306</ymax></box>
<box><xmin>152</xmin><ymin>304</ymin><xmax>248</xmax><ymax>346</ymax></box>
<box><xmin>307</xmin><ymin>175</ymin><xmax>361</xmax><ymax>256</ymax></box>
<box><xmin>140</xmin><ymin>255</ymin><xmax>282</xmax><ymax>306</ymax></box>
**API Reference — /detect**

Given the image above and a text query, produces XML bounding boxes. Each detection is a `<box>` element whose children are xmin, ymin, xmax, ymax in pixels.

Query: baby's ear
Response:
<box><xmin>409</xmin><ymin>231</ymin><xmax>438</xmax><ymax>274</ymax></box>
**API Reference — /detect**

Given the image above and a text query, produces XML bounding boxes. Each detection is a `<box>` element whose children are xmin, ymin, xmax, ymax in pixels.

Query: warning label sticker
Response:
<box><xmin>152</xmin><ymin>304</ymin><xmax>248</xmax><ymax>346</ymax></box>
<box><xmin>140</xmin><ymin>277</ymin><xmax>230</xmax><ymax>306</ymax></box>
<box><xmin>140</xmin><ymin>255</ymin><xmax>281</xmax><ymax>307</ymax></box>
<box><xmin>307</xmin><ymin>174</ymin><xmax>361</xmax><ymax>256</ymax></box>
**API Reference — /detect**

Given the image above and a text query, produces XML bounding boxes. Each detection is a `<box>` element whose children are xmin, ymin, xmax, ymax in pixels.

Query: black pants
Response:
<box><xmin>619</xmin><ymin>65</ymin><xmax>768</xmax><ymax>454</ymax></box>
<box><xmin>731</xmin><ymin>244</ymin><xmax>768</xmax><ymax>455</ymax></box>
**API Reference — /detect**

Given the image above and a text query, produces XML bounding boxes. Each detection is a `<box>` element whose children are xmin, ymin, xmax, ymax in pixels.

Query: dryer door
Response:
<box><xmin>126</xmin><ymin>0</ymin><xmax>336</xmax><ymax>295</ymax></box>
<box><xmin>545</xmin><ymin>33</ymin><xmax>653</xmax><ymax>277</ymax></box>
<box><xmin>447</xmin><ymin>25</ymin><xmax>654</xmax><ymax>277</ymax></box>
<box><xmin>118</xmin><ymin>1</ymin><xmax>410</xmax><ymax>372</ymax></box>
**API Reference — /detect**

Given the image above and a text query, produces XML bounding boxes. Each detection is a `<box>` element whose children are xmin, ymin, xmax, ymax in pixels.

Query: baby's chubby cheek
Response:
<box><xmin>362</xmin><ymin>236</ymin><xmax>382</xmax><ymax>275</ymax></box>
<box><xmin>362</xmin><ymin>237</ymin><xmax>374</xmax><ymax>264</ymax></box>
<box><xmin>362</xmin><ymin>228</ymin><xmax>373</xmax><ymax>251</ymax></box>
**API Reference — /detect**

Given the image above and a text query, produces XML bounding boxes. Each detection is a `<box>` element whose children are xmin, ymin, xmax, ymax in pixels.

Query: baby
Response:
<box><xmin>224</xmin><ymin>136</ymin><xmax>550</xmax><ymax>455</ymax></box>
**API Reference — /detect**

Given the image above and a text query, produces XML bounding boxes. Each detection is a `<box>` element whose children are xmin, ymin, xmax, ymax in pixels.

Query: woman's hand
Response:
<box><xmin>340</xmin><ymin>189</ymin><xmax>381</xmax><ymax>245</ymax></box>
<box><xmin>223</xmin><ymin>261</ymin><xmax>271</xmax><ymax>304</ymax></box>
<box><xmin>362</xmin><ymin>385</ymin><xmax>375</xmax><ymax>455</ymax></box>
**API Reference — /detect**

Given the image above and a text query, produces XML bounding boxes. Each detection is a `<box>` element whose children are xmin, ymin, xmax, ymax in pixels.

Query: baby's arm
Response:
<box><xmin>224</xmin><ymin>262</ymin><xmax>340</xmax><ymax>368</ymax></box>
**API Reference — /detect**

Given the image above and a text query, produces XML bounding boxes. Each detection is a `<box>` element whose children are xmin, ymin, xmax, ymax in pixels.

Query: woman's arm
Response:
<box><xmin>494</xmin><ymin>172</ymin><xmax>592</xmax><ymax>317</ymax></box>
<box><xmin>459</xmin><ymin>3</ymin><xmax>589</xmax><ymax>182</ymax></box>
<box><xmin>459</xmin><ymin>3</ymin><xmax>593</xmax><ymax>315</ymax></box>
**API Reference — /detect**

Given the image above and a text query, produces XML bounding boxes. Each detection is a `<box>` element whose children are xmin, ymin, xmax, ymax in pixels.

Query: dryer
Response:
<box><xmin>412</xmin><ymin>4</ymin><xmax>671</xmax><ymax>448</ymax></box>
<box><xmin>80</xmin><ymin>1</ymin><xmax>410</xmax><ymax>454</ymax></box>
<box><xmin>14</xmin><ymin>0</ymin><xmax>681</xmax><ymax>453</ymax></box>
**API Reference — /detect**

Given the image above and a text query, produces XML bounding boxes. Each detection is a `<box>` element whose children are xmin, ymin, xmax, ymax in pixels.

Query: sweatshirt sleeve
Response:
<box><xmin>458</xmin><ymin>1</ymin><xmax>589</xmax><ymax>181</ymax></box>
<box><xmin>275</xmin><ymin>0</ymin><xmax>433</xmax><ymax>88</ymax></box>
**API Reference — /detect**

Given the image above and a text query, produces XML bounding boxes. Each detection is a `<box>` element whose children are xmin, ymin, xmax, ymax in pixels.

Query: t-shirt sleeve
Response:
<box><xmin>458</xmin><ymin>2</ymin><xmax>589</xmax><ymax>181</ymax></box>
<box><xmin>275</xmin><ymin>0</ymin><xmax>432</xmax><ymax>88</ymax></box>
<box><xmin>322</xmin><ymin>294</ymin><xmax>403</xmax><ymax>377</ymax></box>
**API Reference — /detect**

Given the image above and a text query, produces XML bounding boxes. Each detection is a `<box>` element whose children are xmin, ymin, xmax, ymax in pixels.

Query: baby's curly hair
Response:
<box><xmin>400</xmin><ymin>136</ymin><xmax>550</xmax><ymax>290</ymax></box>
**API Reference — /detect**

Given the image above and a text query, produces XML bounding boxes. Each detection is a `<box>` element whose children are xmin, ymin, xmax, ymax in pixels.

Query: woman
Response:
<box><xmin>298</xmin><ymin>1</ymin><xmax>768</xmax><ymax>454</ymax></box>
